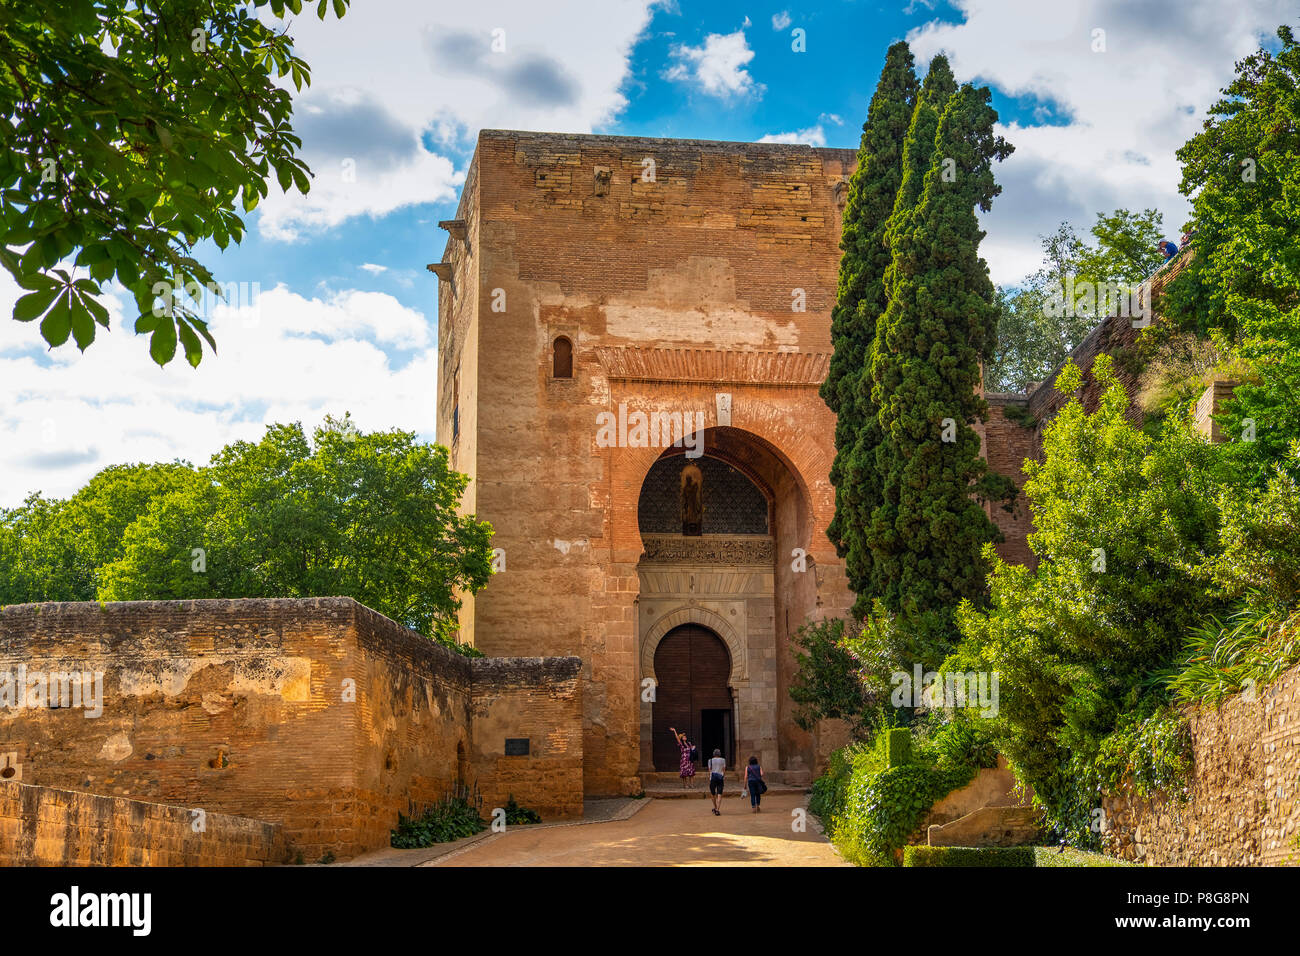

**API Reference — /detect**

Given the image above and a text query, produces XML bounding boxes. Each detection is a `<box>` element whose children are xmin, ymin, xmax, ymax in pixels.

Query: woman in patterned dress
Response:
<box><xmin>670</xmin><ymin>726</ymin><xmax>696</xmax><ymax>788</ymax></box>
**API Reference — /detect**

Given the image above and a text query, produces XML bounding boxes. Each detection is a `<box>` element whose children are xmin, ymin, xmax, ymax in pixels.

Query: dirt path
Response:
<box><xmin>425</xmin><ymin>793</ymin><xmax>847</xmax><ymax>867</ymax></box>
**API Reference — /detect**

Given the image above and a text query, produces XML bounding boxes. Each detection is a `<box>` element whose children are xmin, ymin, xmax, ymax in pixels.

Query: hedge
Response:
<box><xmin>903</xmin><ymin>845</ymin><xmax>1036</xmax><ymax>867</ymax></box>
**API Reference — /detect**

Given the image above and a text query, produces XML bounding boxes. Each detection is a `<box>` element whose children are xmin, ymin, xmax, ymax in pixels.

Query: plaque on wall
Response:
<box><xmin>504</xmin><ymin>738</ymin><xmax>530</xmax><ymax>756</ymax></box>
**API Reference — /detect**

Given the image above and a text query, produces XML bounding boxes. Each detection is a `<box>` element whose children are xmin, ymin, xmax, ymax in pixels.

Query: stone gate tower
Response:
<box><xmin>431</xmin><ymin>129</ymin><xmax>1030</xmax><ymax>798</ymax></box>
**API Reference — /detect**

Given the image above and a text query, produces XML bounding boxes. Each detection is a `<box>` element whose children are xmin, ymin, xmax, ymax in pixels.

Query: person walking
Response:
<box><xmin>707</xmin><ymin>749</ymin><xmax>727</xmax><ymax>815</ymax></box>
<box><xmin>670</xmin><ymin>727</ymin><xmax>696</xmax><ymax>789</ymax></box>
<box><xmin>744</xmin><ymin>755</ymin><xmax>766</xmax><ymax>813</ymax></box>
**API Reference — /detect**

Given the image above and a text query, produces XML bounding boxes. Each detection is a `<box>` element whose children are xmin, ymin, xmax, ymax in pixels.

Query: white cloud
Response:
<box><xmin>757</xmin><ymin>126</ymin><xmax>827</xmax><ymax>146</ymax></box>
<box><xmin>258</xmin><ymin>0</ymin><xmax>665</xmax><ymax>239</ymax></box>
<box><xmin>0</xmin><ymin>275</ymin><xmax>439</xmax><ymax>506</ymax></box>
<box><xmin>258</xmin><ymin>150</ymin><xmax>463</xmax><ymax>242</ymax></box>
<box><xmin>664</xmin><ymin>27</ymin><xmax>764</xmax><ymax>98</ymax></box>
<box><xmin>360</xmin><ymin>263</ymin><xmax>388</xmax><ymax>274</ymax></box>
<box><xmin>906</xmin><ymin>0</ymin><xmax>1293</xmax><ymax>285</ymax></box>
<box><xmin>772</xmin><ymin>12</ymin><xmax>792</xmax><ymax>31</ymax></box>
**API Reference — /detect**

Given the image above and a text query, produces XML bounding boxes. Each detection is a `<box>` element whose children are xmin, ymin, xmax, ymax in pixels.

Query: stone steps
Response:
<box><xmin>638</xmin><ymin>769</ymin><xmax>810</xmax><ymax>799</ymax></box>
<box><xmin>643</xmin><ymin>785</ymin><xmax>808</xmax><ymax>800</ymax></box>
<box><xmin>926</xmin><ymin>804</ymin><xmax>1042</xmax><ymax>847</ymax></box>
<box><xmin>639</xmin><ymin>769</ymin><xmax>811</xmax><ymax>788</ymax></box>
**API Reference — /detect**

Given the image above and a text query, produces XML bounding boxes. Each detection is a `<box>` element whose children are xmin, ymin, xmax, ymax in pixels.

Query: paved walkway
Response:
<box><xmin>341</xmin><ymin>798</ymin><xmax>649</xmax><ymax>867</ymax></box>
<box><xmin>426</xmin><ymin>793</ymin><xmax>847</xmax><ymax>867</ymax></box>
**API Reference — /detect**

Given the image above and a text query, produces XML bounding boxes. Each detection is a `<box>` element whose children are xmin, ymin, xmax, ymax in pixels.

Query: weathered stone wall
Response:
<box><xmin>346</xmin><ymin>602</ymin><xmax>475</xmax><ymax>854</ymax></box>
<box><xmin>1024</xmin><ymin>254</ymin><xmax>1193</xmax><ymax>430</ymax></box>
<box><xmin>470</xmin><ymin>657</ymin><xmax>584</xmax><ymax>818</ymax></box>
<box><xmin>0</xmin><ymin>780</ymin><xmax>288</xmax><ymax>866</ymax></box>
<box><xmin>1102</xmin><ymin>659</ymin><xmax>1300</xmax><ymax>866</ymax></box>
<box><xmin>0</xmin><ymin>598</ymin><xmax>583</xmax><ymax>860</ymax></box>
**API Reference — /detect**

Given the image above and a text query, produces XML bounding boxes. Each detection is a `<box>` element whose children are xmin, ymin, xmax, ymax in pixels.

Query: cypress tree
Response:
<box><xmin>881</xmin><ymin>55</ymin><xmax>958</xmax><ymax>306</ymax></box>
<box><xmin>850</xmin><ymin>55</ymin><xmax>957</xmax><ymax>610</ymax></box>
<box><xmin>867</xmin><ymin>82</ymin><xmax>1016</xmax><ymax>668</ymax></box>
<box><xmin>823</xmin><ymin>41</ymin><xmax>918</xmax><ymax>593</ymax></box>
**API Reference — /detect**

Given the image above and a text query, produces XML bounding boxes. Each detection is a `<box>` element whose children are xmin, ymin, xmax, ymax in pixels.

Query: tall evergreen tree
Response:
<box><xmin>846</xmin><ymin>56</ymin><xmax>958</xmax><ymax>608</ymax></box>
<box><xmin>823</xmin><ymin>41</ymin><xmax>919</xmax><ymax>592</ymax></box>
<box><xmin>880</xmin><ymin>56</ymin><xmax>958</xmax><ymax>307</ymax></box>
<box><xmin>866</xmin><ymin>83</ymin><xmax>1015</xmax><ymax>667</ymax></box>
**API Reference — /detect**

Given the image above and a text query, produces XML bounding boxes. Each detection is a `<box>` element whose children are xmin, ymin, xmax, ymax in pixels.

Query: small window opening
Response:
<box><xmin>553</xmin><ymin>337</ymin><xmax>573</xmax><ymax>379</ymax></box>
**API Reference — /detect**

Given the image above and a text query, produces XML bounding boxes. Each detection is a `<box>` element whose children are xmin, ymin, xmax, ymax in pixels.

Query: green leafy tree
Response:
<box><xmin>1074</xmin><ymin>207</ymin><xmax>1167</xmax><ymax>287</ymax></box>
<box><xmin>2</xmin><ymin>418</ymin><xmax>492</xmax><ymax>646</ymax></box>
<box><xmin>865</xmin><ymin>82</ymin><xmax>1015</xmax><ymax>666</ymax></box>
<box><xmin>0</xmin><ymin>0</ymin><xmax>349</xmax><ymax>367</ymax></box>
<box><xmin>1163</xmin><ymin>25</ymin><xmax>1300</xmax><ymax>470</ymax></box>
<box><xmin>953</xmin><ymin>356</ymin><xmax>1231</xmax><ymax>836</ymax></box>
<box><xmin>788</xmin><ymin>618</ymin><xmax>873</xmax><ymax>737</ymax></box>
<box><xmin>986</xmin><ymin>212</ymin><xmax>1165</xmax><ymax>393</ymax></box>
<box><xmin>824</xmin><ymin>41</ymin><xmax>919</xmax><ymax>583</ymax></box>
<box><xmin>0</xmin><ymin>462</ymin><xmax>195</xmax><ymax>603</ymax></box>
<box><xmin>96</xmin><ymin>417</ymin><xmax>493</xmax><ymax>642</ymax></box>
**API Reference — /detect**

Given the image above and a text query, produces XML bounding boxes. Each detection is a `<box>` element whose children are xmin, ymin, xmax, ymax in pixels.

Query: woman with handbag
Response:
<box><xmin>744</xmin><ymin>755</ymin><xmax>766</xmax><ymax>812</ymax></box>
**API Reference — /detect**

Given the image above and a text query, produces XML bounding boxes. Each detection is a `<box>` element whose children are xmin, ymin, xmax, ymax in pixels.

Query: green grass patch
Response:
<box><xmin>1033</xmin><ymin>846</ymin><xmax>1136</xmax><ymax>867</ymax></box>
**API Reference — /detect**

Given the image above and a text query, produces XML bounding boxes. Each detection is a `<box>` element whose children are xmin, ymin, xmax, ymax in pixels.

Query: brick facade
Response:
<box><xmin>435</xmin><ymin>130</ymin><xmax>1046</xmax><ymax>795</ymax></box>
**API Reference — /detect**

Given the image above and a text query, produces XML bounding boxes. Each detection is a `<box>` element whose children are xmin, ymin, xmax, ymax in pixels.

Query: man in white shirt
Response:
<box><xmin>707</xmin><ymin>749</ymin><xmax>727</xmax><ymax>816</ymax></box>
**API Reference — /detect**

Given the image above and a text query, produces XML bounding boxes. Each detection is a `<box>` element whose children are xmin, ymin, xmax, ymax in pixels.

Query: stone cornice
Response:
<box><xmin>595</xmin><ymin>347</ymin><xmax>829</xmax><ymax>387</ymax></box>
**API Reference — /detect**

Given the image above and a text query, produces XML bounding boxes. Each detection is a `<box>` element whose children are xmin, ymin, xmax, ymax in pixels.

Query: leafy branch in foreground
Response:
<box><xmin>0</xmin><ymin>0</ymin><xmax>349</xmax><ymax>366</ymax></box>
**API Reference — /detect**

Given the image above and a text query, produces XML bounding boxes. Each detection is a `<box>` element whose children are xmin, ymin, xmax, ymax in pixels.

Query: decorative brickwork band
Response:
<box><xmin>595</xmin><ymin>347</ymin><xmax>830</xmax><ymax>387</ymax></box>
<box><xmin>640</xmin><ymin>534</ymin><xmax>774</xmax><ymax>565</ymax></box>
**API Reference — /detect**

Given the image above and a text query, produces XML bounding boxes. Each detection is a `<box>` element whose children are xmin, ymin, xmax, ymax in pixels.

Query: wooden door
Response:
<box><xmin>651</xmin><ymin>625</ymin><xmax>733</xmax><ymax>772</ymax></box>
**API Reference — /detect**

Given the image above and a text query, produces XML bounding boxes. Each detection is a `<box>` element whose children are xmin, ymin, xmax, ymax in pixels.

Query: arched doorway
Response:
<box><xmin>651</xmin><ymin>624</ymin><xmax>734</xmax><ymax>772</ymax></box>
<box><xmin>634</xmin><ymin>425</ymin><xmax>827</xmax><ymax>779</ymax></box>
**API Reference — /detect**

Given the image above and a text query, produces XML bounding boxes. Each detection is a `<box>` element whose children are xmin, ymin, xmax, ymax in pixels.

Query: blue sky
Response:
<box><xmin>207</xmin><ymin>0</ymin><xmax>1076</xmax><ymax>323</ymax></box>
<box><xmin>1</xmin><ymin>0</ymin><xmax>1294</xmax><ymax>505</ymax></box>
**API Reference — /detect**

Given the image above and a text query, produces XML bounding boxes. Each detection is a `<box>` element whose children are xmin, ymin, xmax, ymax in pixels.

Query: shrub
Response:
<box><xmin>789</xmin><ymin>617</ymin><xmax>874</xmax><ymax>736</ymax></box>
<box><xmin>1135</xmin><ymin>332</ymin><xmax>1248</xmax><ymax>418</ymax></box>
<box><xmin>903</xmin><ymin>845</ymin><xmax>1035</xmax><ymax>867</ymax></box>
<box><xmin>810</xmin><ymin>716</ymin><xmax>993</xmax><ymax>866</ymax></box>
<box><xmin>503</xmin><ymin>795</ymin><xmax>541</xmax><ymax>825</ymax></box>
<box><xmin>1163</xmin><ymin>605</ymin><xmax>1300</xmax><ymax>708</ymax></box>
<box><xmin>1002</xmin><ymin>404</ymin><xmax>1038</xmax><ymax>429</ymax></box>
<box><xmin>1080</xmin><ymin>709</ymin><xmax>1192</xmax><ymax>804</ymax></box>
<box><xmin>390</xmin><ymin>795</ymin><xmax>486</xmax><ymax>848</ymax></box>
<box><xmin>953</xmin><ymin>356</ymin><xmax>1231</xmax><ymax>839</ymax></box>
<box><xmin>883</xmin><ymin>728</ymin><xmax>912</xmax><ymax>767</ymax></box>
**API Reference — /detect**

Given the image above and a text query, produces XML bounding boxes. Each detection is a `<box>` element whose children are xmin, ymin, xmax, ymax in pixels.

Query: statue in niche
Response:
<box><xmin>680</xmin><ymin>461</ymin><xmax>703</xmax><ymax>536</ymax></box>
